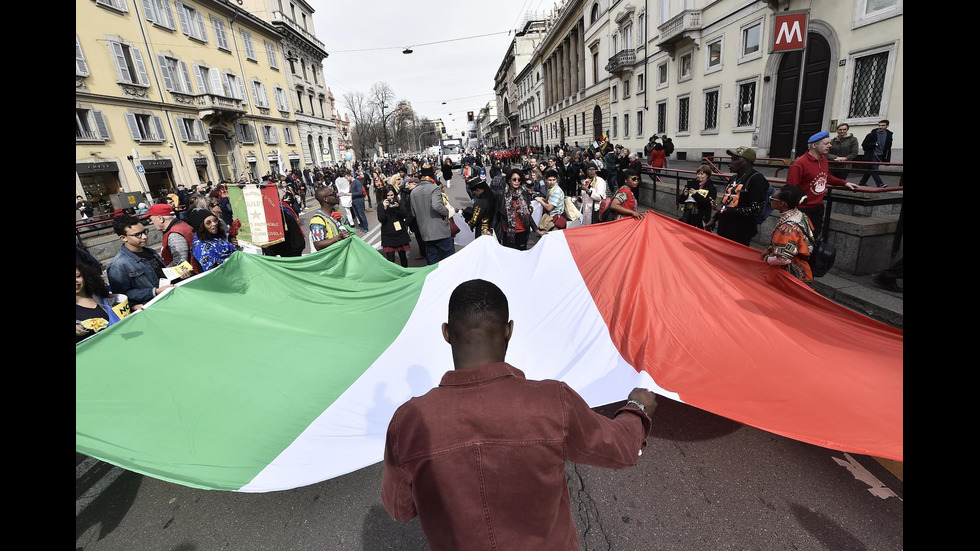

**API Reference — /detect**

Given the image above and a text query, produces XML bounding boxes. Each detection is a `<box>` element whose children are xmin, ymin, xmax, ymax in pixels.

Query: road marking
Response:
<box><xmin>833</xmin><ymin>453</ymin><xmax>902</xmax><ymax>501</ymax></box>
<box><xmin>76</xmin><ymin>457</ymin><xmax>125</xmax><ymax>516</ymax></box>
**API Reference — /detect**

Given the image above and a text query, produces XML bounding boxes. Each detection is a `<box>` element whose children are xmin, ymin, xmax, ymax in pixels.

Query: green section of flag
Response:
<box><xmin>76</xmin><ymin>239</ymin><xmax>434</xmax><ymax>490</ymax></box>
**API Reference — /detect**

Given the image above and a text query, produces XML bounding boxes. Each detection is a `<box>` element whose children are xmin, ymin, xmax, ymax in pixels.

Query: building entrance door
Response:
<box><xmin>209</xmin><ymin>131</ymin><xmax>236</xmax><ymax>180</ymax></box>
<box><xmin>592</xmin><ymin>106</ymin><xmax>602</xmax><ymax>142</ymax></box>
<box><xmin>768</xmin><ymin>34</ymin><xmax>831</xmax><ymax>159</ymax></box>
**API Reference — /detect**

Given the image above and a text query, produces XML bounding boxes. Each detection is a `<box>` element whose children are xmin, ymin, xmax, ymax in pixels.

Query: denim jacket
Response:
<box><xmin>106</xmin><ymin>244</ymin><xmax>164</xmax><ymax>305</ymax></box>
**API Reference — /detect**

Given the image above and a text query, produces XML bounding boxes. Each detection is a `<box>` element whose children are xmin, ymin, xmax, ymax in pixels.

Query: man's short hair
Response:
<box><xmin>543</xmin><ymin>169</ymin><xmax>559</xmax><ymax>179</ymax></box>
<box><xmin>113</xmin><ymin>214</ymin><xmax>143</xmax><ymax>236</ymax></box>
<box><xmin>879</xmin><ymin>120</ymin><xmax>889</xmax><ymax>126</ymax></box>
<box><xmin>448</xmin><ymin>279</ymin><xmax>509</xmax><ymax>329</ymax></box>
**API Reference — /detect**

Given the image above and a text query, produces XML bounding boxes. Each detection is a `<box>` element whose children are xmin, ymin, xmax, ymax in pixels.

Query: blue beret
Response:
<box><xmin>807</xmin><ymin>131</ymin><xmax>830</xmax><ymax>143</ymax></box>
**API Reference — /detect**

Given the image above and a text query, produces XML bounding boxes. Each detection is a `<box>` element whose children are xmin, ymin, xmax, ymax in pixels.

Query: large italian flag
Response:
<box><xmin>75</xmin><ymin>214</ymin><xmax>903</xmax><ymax>492</ymax></box>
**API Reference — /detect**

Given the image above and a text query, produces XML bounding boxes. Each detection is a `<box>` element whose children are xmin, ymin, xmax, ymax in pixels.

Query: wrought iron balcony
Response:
<box><xmin>605</xmin><ymin>49</ymin><xmax>636</xmax><ymax>73</ymax></box>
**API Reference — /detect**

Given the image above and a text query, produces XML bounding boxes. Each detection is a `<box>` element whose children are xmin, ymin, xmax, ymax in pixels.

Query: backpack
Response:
<box><xmin>598</xmin><ymin>197</ymin><xmax>615</xmax><ymax>222</ymax></box>
<box><xmin>755</xmin><ymin>186</ymin><xmax>777</xmax><ymax>224</ymax></box>
<box><xmin>664</xmin><ymin>139</ymin><xmax>675</xmax><ymax>156</ymax></box>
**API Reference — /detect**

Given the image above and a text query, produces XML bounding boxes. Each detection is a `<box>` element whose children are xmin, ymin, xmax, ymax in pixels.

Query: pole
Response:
<box><xmin>127</xmin><ymin>155</ymin><xmax>148</xmax><ymax>197</ymax></box>
<box><xmin>788</xmin><ymin>13</ymin><xmax>810</xmax><ymax>159</ymax></box>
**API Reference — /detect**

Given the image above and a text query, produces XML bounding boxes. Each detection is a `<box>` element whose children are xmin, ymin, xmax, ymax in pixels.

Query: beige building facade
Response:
<box><xmin>239</xmin><ymin>0</ymin><xmax>342</xmax><ymax>168</ymax></box>
<box><xmin>496</xmin><ymin>0</ymin><xmax>902</xmax><ymax>163</ymax></box>
<box><xmin>76</xmin><ymin>0</ymin><xmax>304</xmax><ymax>215</ymax></box>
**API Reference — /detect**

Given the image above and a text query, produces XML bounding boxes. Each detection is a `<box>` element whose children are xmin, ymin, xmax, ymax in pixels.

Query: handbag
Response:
<box><xmin>449</xmin><ymin>217</ymin><xmax>461</xmax><ymax>236</ymax></box>
<box><xmin>809</xmin><ymin>237</ymin><xmax>836</xmax><ymax>277</ymax></box>
<box><xmin>553</xmin><ymin>213</ymin><xmax>567</xmax><ymax>229</ymax></box>
<box><xmin>598</xmin><ymin>197</ymin><xmax>615</xmax><ymax>222</ymax></box>
<box><xmin>563</xmin><ymin>196</ymin><xmax>581</xmax><ymax>221</ymax></box>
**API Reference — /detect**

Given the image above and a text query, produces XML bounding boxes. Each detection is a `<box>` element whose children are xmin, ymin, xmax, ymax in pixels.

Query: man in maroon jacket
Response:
<box><xmin>382</xmin><ymin>279</ymin><xmax>657</xmax><ymax>550</ymax></box>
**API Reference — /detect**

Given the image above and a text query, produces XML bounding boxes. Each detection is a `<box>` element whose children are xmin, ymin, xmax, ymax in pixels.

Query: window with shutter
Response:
<box><xmin>95</xmin><ymin>0</ymin><xmax>128</xmax><ymax>13</ymax></box>
<box><xmin>241</xmin><ymin>30</ymin><xmax>256</xmax><ymax>60</ymax></box>
<box><xmin>109</xmin><ymin>40</ymin><xmax>150</xmax><ymax>86</ymax></box>
<box><xmin>176</xmin><ymin>2</ymin><xmax>207</xmax><ymax>41</ymax></box>
<box><xmin>266</xmin><ymin>42</ymin><xmax>279</xmax><ymax>70</ymax></box>
<box><xmin>145</xmin><ymin>0</ymin><xmax>176</xmax><ymax>30</ymax></box>
<box><xmin>76</xmin><ymin>35</ymin><xmax>89</xmax><ymax>76</ymax></box>
<box><xmin>211</xmin><ymin>15</ymin><xmax>230</xmax><ymax>50</ymax></box>
<box><xmin>125</xmin><ymin>113</ymin><xmax>164</xmax><ymax>142</ymax></box>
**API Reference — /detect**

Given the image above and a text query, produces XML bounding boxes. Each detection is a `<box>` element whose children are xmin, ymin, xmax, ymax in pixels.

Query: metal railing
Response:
<box><xmin>638</xmin><ymin>156</ymin><xmax>904</xmax><ymax>256</ymax></box>
<box><xmin>75</xmin><ymin>213</ymin><xmax>119</xmax><ymax>246</ymax></box>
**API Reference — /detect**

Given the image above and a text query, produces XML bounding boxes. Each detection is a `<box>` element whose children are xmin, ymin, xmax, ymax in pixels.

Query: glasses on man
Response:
<box><xmin>127</xmin><ymin>230</ymin><xmax>148</xmax><ymax>238</ymax></box>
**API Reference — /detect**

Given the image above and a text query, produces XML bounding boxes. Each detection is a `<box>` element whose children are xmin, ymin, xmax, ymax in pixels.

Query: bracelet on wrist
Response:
<box><xmin>626</xmin><ymin>399</ymin><xmax>647</xmax><ymax>416</ymax></box>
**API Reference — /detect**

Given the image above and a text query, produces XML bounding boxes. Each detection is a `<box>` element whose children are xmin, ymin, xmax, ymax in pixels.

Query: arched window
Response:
<box><xmin>590</xmin><ymin>3</ymin><xmax>600</xmax><ymax>24</ymax></box>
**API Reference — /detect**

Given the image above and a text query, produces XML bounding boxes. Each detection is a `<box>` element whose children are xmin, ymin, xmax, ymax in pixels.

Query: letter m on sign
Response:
<box><xmin>772</xmin><ymin>11</ymin><xmax>807</xmax><ymax>52</ymax></box>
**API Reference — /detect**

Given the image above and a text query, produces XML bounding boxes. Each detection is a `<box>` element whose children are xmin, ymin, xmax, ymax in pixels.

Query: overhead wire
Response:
<box><xmin>328</xmin><ymin>31</ymin><xmax>511</xmax><ymax>53</ymax></box>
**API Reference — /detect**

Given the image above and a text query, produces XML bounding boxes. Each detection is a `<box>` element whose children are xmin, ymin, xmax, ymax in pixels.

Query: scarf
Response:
<box><xmin>504</xmin><ymin>186</ymin><xmax>529</xmax><ymax>238</ymax></box>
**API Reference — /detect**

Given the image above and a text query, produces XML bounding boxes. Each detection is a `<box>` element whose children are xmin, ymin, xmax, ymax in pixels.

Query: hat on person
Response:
<box><xmin>726</xmin><ymin>146</ymin><xmax>757</xmax><ymax>163</ymax></box>
<box><xmin>144</xmin><ymin>203</ymin><xmax>174</xmax><ymax>217</ymax></box>
<box><xmin>419</xmin><ymin>163</ymin><xmax>435</xmax><ymax>176</ymax></box>
<box><xmin>465</xmin><ymin>173</ymin><xmax>483</xmax><ymax>186</ymax></box>
<box><xmin>807</xmin><ymin>130</ymin><xmax>830</xmax><ymax>144</ymax></box>
<box><xmin>186</xmin><ymin>208</ymin><xmax>213</xmax><ymax>231</ymax></box>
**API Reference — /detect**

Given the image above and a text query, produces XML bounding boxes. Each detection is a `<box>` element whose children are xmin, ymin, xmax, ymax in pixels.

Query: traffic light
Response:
<box><xmin>467</xmin><ymin>111</ymin><xmax>474</xmax><ymax>122</ymax></box>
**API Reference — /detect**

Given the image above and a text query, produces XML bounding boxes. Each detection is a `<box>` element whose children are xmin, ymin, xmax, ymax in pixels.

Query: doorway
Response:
<box><xmin>592</xmin><ymin>105</ymin><xmax>602</xmax><ymax>142</ymax></box>
<box><xmin>768</xmin><ymin>33</ymin><xmax>831</xmax><ymax>159</ymax></box>
<box><xmin>209</xmin><ymin>131</ymin><xmax>237</xmax><ymax>180</ymax></box>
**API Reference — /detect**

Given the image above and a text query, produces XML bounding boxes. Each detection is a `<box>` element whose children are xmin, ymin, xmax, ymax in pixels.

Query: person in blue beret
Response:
<box><xmin>785</xmin><ymin>130</ymin><xmax>862</xmax><ymax>238</ymax></box>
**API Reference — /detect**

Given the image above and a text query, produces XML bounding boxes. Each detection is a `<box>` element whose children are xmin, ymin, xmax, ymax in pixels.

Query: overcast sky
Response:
<box><xmin>312</xmin><ymin>0</ymin><xmax>554</xmax><ymax>137</ymax></box>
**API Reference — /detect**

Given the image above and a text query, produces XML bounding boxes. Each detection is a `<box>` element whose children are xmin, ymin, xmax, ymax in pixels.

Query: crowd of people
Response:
<box><xmin>78</xmin><ymin>128</ymin><xmax>902</xmax><ymax>343</ymax></box>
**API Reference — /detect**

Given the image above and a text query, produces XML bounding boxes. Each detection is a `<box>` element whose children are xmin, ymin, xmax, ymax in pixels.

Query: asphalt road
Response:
<box><xmin>76</xmin><ymin>395</ymin><xmax>902</xmax><ymax>550</ymax></box>
<box><xmin>77</xmin><ymin>172</ymin><xmax>902</xmax><ymax>550</ymax></box>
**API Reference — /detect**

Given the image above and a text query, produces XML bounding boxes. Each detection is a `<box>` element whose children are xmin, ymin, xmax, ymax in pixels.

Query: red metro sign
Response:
<box><xmin>772</xmin><ymin>11</ymin><xmax>808</xmax><ymax>52</ymax></box>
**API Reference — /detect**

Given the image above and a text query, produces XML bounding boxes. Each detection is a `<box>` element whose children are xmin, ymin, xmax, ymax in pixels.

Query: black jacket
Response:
<box><xmin>377</xmin><ymin>200</ymin><xmax>411</xmax><ymax>248</ymax></box>
<box><xmin>861</xmin><ymin>129</ymin><xmax>893</xmax><ymax>163</ymax></box>
<box><xmin>465</xmin><ymin>182</ymin><xmax>496</xmax><ymax>235</ymax></box>
<box><xmin>677</xmin><ymin>177</ymin><xmax>718</xmax><ymax>228</ymax></box>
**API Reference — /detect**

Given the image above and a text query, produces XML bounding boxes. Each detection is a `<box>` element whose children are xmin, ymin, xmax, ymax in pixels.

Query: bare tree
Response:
<box><xmin>369</xmin><ymin>82</ymin><xmax>396</xmax><ymax>156</ymax></box>
<box><xmin>342</xmin><ymin>90</ymin><xmax>379</xmax><ymax>161</ymax></box>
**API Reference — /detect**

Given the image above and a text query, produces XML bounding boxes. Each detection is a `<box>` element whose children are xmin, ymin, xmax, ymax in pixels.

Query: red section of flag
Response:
<box><xmin>564</xmin><ymin>213</ymin><xmax>903</xmax><ymax>461</ymax></box>
<box><xmin>261</xmin><ymin>186</ymin><xmax>285</xmax><ymax>245</ymax></box>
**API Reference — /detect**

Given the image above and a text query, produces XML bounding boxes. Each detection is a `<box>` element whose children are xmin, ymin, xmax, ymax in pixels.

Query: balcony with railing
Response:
<box><xmin>605</xmin><ymin>49</ymin><xmax>636</xmax><ymax>73</ymax></box>
<box><xmin>271</xmin><ymin>11</ymin><xmax>327</xmax><ymax>55</ymax></box>
<box><xmin>196</xmin><ymin>94</ymin><xmax>247</xmax><ymax>120</ymax></box>
<box><xmin>655</xmin><ymin>9</ymin><xmax>703</xmax><ymax>55</ymax></box>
